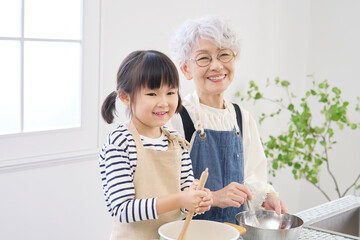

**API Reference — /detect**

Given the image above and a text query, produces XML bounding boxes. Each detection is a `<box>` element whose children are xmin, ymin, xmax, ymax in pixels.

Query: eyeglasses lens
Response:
<box><xmin>195</xmin><ymin>54</ymin><xmax>211</xmax><ymax>67</ymax></box>
<box><xmin>195</xmin><ymin>49</ymin><xmax>234</xmax><ymax>67</ymax></box>
<box><xmin>218</xmin><ymin>49</ymin><xmax>234</xmax><ymax>63</ymax></box>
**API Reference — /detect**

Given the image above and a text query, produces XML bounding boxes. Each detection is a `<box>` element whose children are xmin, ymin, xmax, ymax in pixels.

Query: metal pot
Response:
<box><xmin>235</xmin><ymin>210</ymin><xmax>303</xmax><ymax>240</ymax></box>
<box><xmin>158</xmin><ymin>220</ymin><xmax>240</xmax><ymax>240</ymax></box>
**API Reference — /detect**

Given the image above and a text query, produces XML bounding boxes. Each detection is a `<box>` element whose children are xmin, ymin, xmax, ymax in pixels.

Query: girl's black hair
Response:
<box><xmin>101</xmin><ymin>50</ymin><xmax>182</xmax><ymax>124</ymax></box>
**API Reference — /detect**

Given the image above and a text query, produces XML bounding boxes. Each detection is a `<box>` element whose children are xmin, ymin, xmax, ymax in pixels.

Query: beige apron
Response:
<box><xmin>110</xmin><ymin>123</ymin><xmax>188</xmax><ymax>240</ymax></box>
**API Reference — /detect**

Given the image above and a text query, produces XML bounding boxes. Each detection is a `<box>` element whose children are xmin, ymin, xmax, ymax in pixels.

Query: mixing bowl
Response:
<box><xmin>236</xmin><ymin>210</ymin><xmax>303</xmax><ymax>240</ymax></box>
<box><xmin>158</xmin><ymin>220</ymin><xmax>239</xmax><ymax>240</ymax></box>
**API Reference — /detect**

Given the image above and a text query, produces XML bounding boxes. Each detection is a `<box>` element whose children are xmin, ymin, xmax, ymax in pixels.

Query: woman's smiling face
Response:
<box><xmin>181</xmin><ymin>38</ymin><xmax>236</xmax><ymax>99</ymax></box>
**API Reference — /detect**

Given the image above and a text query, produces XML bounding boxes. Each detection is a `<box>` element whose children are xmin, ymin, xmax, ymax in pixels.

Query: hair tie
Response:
<box><xmin>113</xmin><ymin>91</ymin><xmax>118</xmax><ymax>99</ymax></box>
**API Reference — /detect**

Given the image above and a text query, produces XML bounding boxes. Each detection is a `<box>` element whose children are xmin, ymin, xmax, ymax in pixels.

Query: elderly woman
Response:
<box><xmin>168</xmin><ymin>15</ymin><xmax>288</xmax><ymax>224</ymax></box>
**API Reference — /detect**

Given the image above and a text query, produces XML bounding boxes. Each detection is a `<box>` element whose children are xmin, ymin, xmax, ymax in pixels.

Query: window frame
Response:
<box><xmin>0</xmin><ymin>0</ymin><xmax>101</xmax><ymax>171</ymax></box>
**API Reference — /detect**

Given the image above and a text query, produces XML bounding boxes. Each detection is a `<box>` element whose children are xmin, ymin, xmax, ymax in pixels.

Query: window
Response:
<box><xmin>0</xmin><ymin>0</ymin><xmax>100</xmax><ymax>169</ymax></box>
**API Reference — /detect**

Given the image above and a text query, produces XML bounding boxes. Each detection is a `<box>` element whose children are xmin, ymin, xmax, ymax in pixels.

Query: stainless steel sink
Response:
<box><xmin>305</xmin><ymin>203</ymin><xmax>360</xmax><ymax>239</ymax></box>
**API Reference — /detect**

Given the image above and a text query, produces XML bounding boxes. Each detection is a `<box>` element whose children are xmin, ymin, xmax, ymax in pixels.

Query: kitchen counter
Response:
<box><xmin>296</xmin><ymin>195</ymin><xmax>360</xmax><ymax>240</ymax></box>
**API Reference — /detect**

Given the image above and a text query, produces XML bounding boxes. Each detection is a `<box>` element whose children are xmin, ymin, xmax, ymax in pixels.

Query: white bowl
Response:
<box><xmin>158</xmin><ymin>219</ymin><xmax>240</xmax><ymax>240</ymax></box>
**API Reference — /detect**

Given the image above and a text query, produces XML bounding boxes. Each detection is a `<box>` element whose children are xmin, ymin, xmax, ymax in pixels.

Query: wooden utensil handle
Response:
<box><xmin>177</xmin><ymin>168</ymin><xmax>209</xmax><ymax>240</ymax></box>
<box><xmin>196</xmin><ymin>168</ymin><xmax>208</xmax><ymax>190</ymax></box>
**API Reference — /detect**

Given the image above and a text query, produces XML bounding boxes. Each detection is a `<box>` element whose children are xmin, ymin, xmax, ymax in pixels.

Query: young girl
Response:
<box><xmin>99</xmin><ymin>50</ymin><xmax>212</xmax><ymax>240</ymax></box>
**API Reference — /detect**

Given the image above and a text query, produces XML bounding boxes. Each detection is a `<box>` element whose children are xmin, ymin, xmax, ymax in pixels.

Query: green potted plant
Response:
<box><xmin>235</xmin><ymin>75</ymin><xmax>360</xmax><ymax>201</ymax></box>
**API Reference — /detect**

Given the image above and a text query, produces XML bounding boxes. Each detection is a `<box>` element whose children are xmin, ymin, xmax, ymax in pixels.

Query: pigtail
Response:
<box><xmin>101</xmin><ymin>91</ymin><xmax>118</xmax><ymax>124</ymax></box>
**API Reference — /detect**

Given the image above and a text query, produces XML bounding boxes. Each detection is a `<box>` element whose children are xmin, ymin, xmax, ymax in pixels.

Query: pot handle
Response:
<box><xmin>224</xmin><ymin>222</ymin><xmax>247</xmax><ymax>236</ymax></box>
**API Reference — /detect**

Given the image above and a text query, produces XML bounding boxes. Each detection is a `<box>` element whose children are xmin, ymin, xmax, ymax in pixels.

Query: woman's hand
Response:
<box><xmin>263</xmin><ymin>193</ymin><xmax>289</xmax><ymax>215</ymax></box>
<box><xmin>212</xmin><ymin>182</ymin><xmax>252</xmax><ymax>208</ymax></box>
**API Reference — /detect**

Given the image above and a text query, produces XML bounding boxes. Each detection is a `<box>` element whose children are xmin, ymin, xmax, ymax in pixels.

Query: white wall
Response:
<box><xmin>0</xmin><ymin>160</ymin><xmax>112</xmax><ymax>240</ymax></box>
<box><xmin>298</xmin><ymin>0</ymin><xmax>360</xmax><ymax>209</ymax></box>
<box><xmin>1</xmin><ymin>1</ymin><xmax>359</xmax><ymax>239</ymax></box>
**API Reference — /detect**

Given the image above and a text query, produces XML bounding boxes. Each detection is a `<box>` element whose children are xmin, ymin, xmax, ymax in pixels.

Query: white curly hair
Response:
<box><xmin>169</xmin><ymin>15</ymin><xmax>241</xmax><ymax>66</ymax></box>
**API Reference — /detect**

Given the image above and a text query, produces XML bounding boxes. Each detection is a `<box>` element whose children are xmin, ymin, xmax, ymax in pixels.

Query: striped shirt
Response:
<box><xmin>99</xmin><ymin>124</ymin><xmax>194</xmax><ymax>223</ymax></box>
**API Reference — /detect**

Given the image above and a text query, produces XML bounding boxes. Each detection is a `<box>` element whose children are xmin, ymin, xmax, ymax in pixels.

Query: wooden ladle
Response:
<box><xmin>177</xmin><ymin>168</ymin><xmax>209</xmax><ymax>240</ymax></box>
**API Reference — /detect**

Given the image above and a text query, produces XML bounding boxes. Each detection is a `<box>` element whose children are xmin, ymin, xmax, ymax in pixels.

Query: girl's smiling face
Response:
<box><xmin>124</xmin><ymin>84</ymin><xmax>179</xmax><ymax>138</ymax></box>
<box><xmin>180</xmin><ymin>38</ymin><xmax>236</xmax><ymax>100</ymax></box>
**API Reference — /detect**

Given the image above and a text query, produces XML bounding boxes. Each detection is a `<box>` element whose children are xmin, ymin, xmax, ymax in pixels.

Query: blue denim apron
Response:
<box><xmin>190</xmin><ymin>127</ymin><xmax>244</xmax><ymax>224</ymax></box>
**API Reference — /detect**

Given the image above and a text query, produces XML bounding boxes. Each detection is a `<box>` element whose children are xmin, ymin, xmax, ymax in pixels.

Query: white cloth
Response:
<box><xmin>167</xmin><ymin>91</ymin><xmax>278</xmax><ymax>209</ymax></box>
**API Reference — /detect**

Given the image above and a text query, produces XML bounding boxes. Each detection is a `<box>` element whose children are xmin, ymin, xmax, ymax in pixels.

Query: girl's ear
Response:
<box><xmin>180</xmin><ymin>63</ymin><xmax>193</xmax><ymax>80</ymax></box>
<box><xmin>119</xmin><ymin>91</ymin><xmax>130</xmax><ymax>106</ymax></box>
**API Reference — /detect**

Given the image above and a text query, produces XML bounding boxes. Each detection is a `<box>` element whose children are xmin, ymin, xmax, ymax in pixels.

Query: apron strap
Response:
<box><xmin>127</xmin><ymin>122</ymin><xmax>144</xmax><ymax>148</ymax></box>
<box><xmin>232</xmin><ymin>103</ymin><xmax>243</xmax><ymax>136</ymax></box>
<box><xmin>179</xmin><ymin>107</ymin><xmax>195</xmax><ymax>143</ymax></box>
<box><xmin>162</xmin><ymin>127</ymin><xmax>191</xmax><ymax>150</ymax></box>
<box><xmin>179</xmin><ymin>104</ymin><xmax>243</xmax><ymax>143</ymax></box>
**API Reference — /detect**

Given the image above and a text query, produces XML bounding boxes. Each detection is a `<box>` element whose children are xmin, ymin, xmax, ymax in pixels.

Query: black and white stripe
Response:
<box><xmin>99</xmin><ymin>124</ymin><xmax>194</xmax><ymax>223</ymax></box>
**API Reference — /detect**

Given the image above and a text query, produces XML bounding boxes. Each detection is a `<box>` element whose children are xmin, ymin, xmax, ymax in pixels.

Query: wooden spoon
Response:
<box><xmin>177</xmin><ymin>168</ymin><xmax>209</xmax><ymax>240</ymax></box>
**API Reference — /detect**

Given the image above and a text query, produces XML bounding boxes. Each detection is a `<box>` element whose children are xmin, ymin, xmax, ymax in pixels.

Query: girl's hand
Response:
<box><xmin>263</xmin><ymin>193</ymin><xmax>289</xmax><ymax>215</ymax></box>
<box><xmin>195</xmin><ymin>188</ymin><xmax>213</xmax><ymax>214</ymax></box>
<box><xmin>180</xmin><ymin>179</ymin><xmax>213</xmax><ymax>213</ymax></box>
<box><xmin>190</xmin><ymin>179</ymin><xmax>200</xmax><ymax>189</ymax></box>
<box><xmin>181</xmin><ymin>187</ymin><xmax>208</xmax><ymax>212</ymax></box>
<box><xmin>212</xmin><ymin>182</ymin><xmax>252</xmax><ymax>208</ymax></box>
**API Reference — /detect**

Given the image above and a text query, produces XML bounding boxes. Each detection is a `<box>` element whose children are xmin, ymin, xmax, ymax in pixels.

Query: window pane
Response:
<box><xmin>24</xmin><ymin>41</ymin><xmax>81</xmax><ymax>132</ymax></box>
<box><xmin>0</xmin><ymin>0</ymin><xmax>21</xmax><ymax>37</ymax></box>
<box><xmin>0</xmin><ymin>40</ymin><xmax>21</xmax><ymax>134</ymax></box>
<box><xmin>24</xmin><ymin>0</ymin><xmax>82</xmax><ymax>40</ymax></box>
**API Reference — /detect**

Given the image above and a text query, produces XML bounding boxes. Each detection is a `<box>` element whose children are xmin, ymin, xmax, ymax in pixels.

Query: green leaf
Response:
<box><xmin>351</xmin><ymin>123</ymin><xmax>357</xmax><ymax>130</ymax></box>
<box><xmin>318</xmin><ymin>80</ymin><xmax>329</xmax><ymax>89</ymax></box>
<box><xmin>305</xmin><ymin>138</ymin><xmax>314</xmax><ymax>145</ymax></box>
<box><xmin>275</xmin><ymin>77</ymin><xmax>280</xmax><ymax>84</ymax></box>
<box><xmin>254</xmin><ymin>92</ymin><xmax>263</xmax><ymax>100</ymax></box>
<box><xmin>319</xmin><ymin>93</ymin><xmax>329</xmax><ymax>103</ymax></box>
<box><xmin>332</xmin><ymin>87</ymin><xmax>341</xmax><ymax>95</ymax></box>
<box><xmin>314</xmin><ymin>127</ymin><xmax>325</xmax><ymax>134</ymax></box>
<box><xmin>327</xmin><ymin>128</ymin><xmax>334</xmax><ymax>137</ymax></box>
<box><xmin>295</xmin><ymin>142</ymin><xmax>304</xmax><ymax>148</ymax></box>
<box><xmin>272</xmin><ymin>161</ymin><xmax>279</xmax><ymax>170</ymax></box>
<box><xmin>315</xmin><ymin>158</ymin><xmax>323</xmax><ymax>166</ymax></box>
<box><xmin>329</xmin><ymin>105</ymin><xmax>345</xmax><ymax>121</ymax></box>
<box><xmin>311</xmin><ymin>177</ymin><xmax>318</xmax><ymax>184</ymax></box>
<box><xmin>288</xmin><ymin>152</ymin><xmax>296</xmax><ymax>160</ymax></box>
<box><xmin>281</xmin><ymin>80</ymin><xmax>290</xmax><ymax>87</ymax></box>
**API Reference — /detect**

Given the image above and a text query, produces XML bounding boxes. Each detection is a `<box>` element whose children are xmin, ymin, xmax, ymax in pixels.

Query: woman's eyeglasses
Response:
<box><xmin>188</xmin><ymin>49</ymin><xmax>235</xmax><ymax>67</ymax></box>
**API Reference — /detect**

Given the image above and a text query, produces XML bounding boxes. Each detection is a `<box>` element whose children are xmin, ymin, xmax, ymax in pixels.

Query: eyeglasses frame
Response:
<box><xmin>188</xmin><ymin>49</ymin><xmax>236</xmax><ymax>67</ymax></box>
